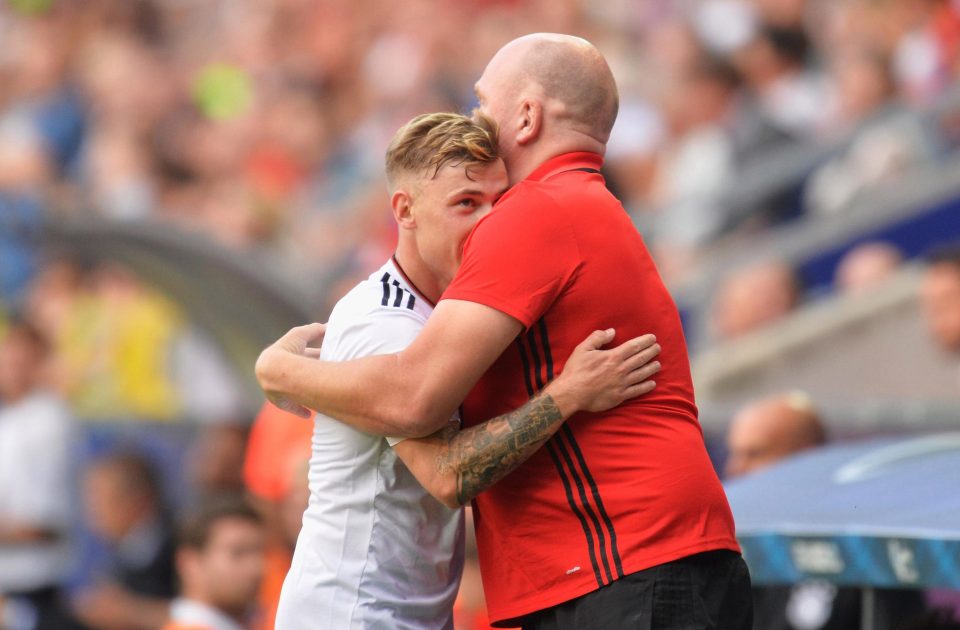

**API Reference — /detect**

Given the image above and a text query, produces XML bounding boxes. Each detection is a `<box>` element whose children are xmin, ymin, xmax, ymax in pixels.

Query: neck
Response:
<box><xmin>394</xmin><ymin>236</ymin><xmax>444</xmax><ymax>303</ymax></box>
<box><xmin>505</xmin><ymin>134</ymin><xmax>605</xmax><ymax>185</ymax></box>
<box><xmin>180</xmin><ymin>590</ymin><xmax>247</xmax><ymax>626</ymax></box>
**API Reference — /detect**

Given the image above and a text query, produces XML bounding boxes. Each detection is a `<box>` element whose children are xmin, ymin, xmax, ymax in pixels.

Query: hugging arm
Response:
<box><xmin>392</xmin><ymin>330</ymin><xmax>661</xmax><ymax>507</ymax></box>
<box><xmin>256</xmin><ymin>300</ymin><xmax>529</xmax><ymax>438</ymax></box>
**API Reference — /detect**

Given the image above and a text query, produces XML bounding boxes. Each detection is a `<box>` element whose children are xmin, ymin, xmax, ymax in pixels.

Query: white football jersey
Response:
<box><xmin>275</xmin><ymin>258</ymin><xmax>464</xmax><ymax>630</ymax></box>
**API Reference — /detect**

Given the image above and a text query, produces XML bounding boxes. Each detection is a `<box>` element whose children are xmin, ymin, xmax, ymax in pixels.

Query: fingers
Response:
<box><xmin>576</xmin><ymin>328</ymin><xmax>616</xmax><ymax>352</ymax></box>
<box><xmin>627</xmin><ymin>360</ymin><xmax>661</xmax><ymax>384</ymax></box>
<box><xmin>614</xmin><ymin>334</ymin><xmax>657</xmax><ymax>359</ymax></box>
<box><xmin>288</xmin><ymin>322</ymin><xmax>326</xmax><ymax>343</ymax></box>
<box><xmin>288</xmin><ymin>404</ymin><xmax>313</xmax><ymax>419</ymax></box>
<box><xmin>621</xmin><ymin>380</ymin><xmax>656</xmax><ymax>400</ymax></box>
<box><xmin>275</xmin><ymin>398</ymin><xmax>313</xmax><ymax>419</ymax></box>
<box><xmin>303</xmin><ymin>347</ymin><xmax>322</xmax><ymax>359</ymax></box>
<box><xmin>275</xmin><ymin>323</ymin><xmax>327</xmax><ymax>355</ymax></box>
<box><xmin>621</xmin><ymin>343</ymin><xmax>661</xmax><ymax>373</ymax></box>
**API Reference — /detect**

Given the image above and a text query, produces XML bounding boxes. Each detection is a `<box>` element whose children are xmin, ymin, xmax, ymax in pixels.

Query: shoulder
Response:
<box><xmin>464</xmin><ymin>182</ymin><xmax>579</xmax><ymax>255</ymax></box>
<box><xmin>330</xmin><ymin>276</ymin><xmax>426</xmax><ymax>325</ymax></box>
<box><xmin>324</xmin><ymin>279</ymin><xmax>427</xmax><ymax>361</ymax></box>
<box><xmin>484</xmin><ymin>182</ymin><xmax>560</xmax><ymax>223</ymax></box>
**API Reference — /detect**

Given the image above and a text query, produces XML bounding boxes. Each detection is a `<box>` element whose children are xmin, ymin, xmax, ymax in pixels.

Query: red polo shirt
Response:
<box><xmin>442</xmin><ymin>152</ymin><xmax>739</xmax><ymax>626</ymax></box>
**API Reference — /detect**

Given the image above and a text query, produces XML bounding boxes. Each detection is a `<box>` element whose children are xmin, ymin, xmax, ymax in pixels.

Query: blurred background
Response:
<box><xmin>0</xmin><ymin>0</ymin><xmax>959</xmax><ymax>628</ymax></box>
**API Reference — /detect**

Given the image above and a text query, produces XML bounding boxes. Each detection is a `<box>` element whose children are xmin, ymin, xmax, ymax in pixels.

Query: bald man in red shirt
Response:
<box><xmin>257</xmin><ymin>33</ymin><xmax>751</xmax><ymax>629</ymax></box>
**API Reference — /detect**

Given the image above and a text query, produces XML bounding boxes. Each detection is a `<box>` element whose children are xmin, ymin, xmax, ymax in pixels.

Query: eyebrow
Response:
<box><xmin>445</xmin><ymin>188</ymin><xmax>484</xmax><ymax>201</ymax></box>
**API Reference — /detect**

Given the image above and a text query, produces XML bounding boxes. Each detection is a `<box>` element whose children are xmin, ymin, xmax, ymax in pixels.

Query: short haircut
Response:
<box><xmin>760</xmin><ymin>25</ymin><xmax>810</xmax><ymax>67</ymax></box>
<box><xmin>177</xmin><ymin>495</ymin><xmax>262</xmax><ymax>551</ymax></box>
<box><xmin>928</xmin><ymin>245</ymin><xmax>960</xmax><ymax>272</ymax></box>
<box><xmin>384</xmin><ymin>112</ymin><xmax>499</xmax><ymax>187</ymax></box>
<box><xmin>89</xmin><ymin>450</ymin><xmax>164</xmax><ymax>505</ymax></box>
<box><xmin>690</xmin><ymin>54</ymin><xmax>741</xmax><ymax>91</ymax></box>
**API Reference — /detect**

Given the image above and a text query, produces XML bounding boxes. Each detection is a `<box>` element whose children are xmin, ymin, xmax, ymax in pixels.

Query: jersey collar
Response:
<box><xmin>525</xmin><ymin>152</ymin><xmax>604</xmax><ymax>183</ymax></box>
<box><xmin>390</xmin><ymin>255</ymin><xmax>436</xmax><ymax>308</ymax></box>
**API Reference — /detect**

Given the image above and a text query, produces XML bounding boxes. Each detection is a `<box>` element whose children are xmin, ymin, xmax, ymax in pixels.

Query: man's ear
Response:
<box><xmin>391</xmin><ymin>189</ymin><xmax>415</xmax><ymax>229</ymax></box>
<box><xmin>515</xmin><ymin>98</ymin><xmax>542</xmax><ymax>146</ymax></box>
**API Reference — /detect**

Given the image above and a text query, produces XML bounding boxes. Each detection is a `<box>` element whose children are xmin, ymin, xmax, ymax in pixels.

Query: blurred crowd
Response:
<box><xmin>1</xmin><ymin>0</ymin><xmax>959</xmax><ymax>345</ymax></box>
<box><xmin>2</xmin><ymin>0</ymin><xmax>960</xmax><ymax>628</ymax></box>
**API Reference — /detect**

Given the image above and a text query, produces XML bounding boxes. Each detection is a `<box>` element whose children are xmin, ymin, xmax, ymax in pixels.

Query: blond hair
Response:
<box><xmin>385</xmin><ymin>112</ymin><xmax>499</xmax><ymax>187</ymax></box>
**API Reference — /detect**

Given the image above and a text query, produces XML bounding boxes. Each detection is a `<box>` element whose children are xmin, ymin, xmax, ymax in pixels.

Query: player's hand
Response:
<box><xmin>548</xmin><ymin>329</ymin><xmax>660</xmax><ymax>414</ymax></box>
<box><xmin>255</xmin><ymin>323</ymin><xmax>326</xmax><ymax>418</ymax></box>
<box><xmin>272</xmin><ymin>322</ymin><xmax>326</xmax><ymax>358</ymax></box>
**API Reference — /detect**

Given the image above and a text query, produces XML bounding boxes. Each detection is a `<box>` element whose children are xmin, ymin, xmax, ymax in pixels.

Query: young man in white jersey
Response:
<box><xmin>273</xmin><ymin>113</ymin><xmax>661</xmax><ymax>629</ymax></box>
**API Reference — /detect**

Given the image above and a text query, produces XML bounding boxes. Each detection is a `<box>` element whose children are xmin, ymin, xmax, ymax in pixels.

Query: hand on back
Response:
<box><xmin>550</xmin><ymin>329</ymin><xmax>660</xmax><ymax>414</ymax></box>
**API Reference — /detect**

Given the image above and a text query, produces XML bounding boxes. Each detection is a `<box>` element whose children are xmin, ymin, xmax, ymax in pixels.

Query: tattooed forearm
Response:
<box><xmin>435</xmin><ymin>393</ymin><xmax>565</xmax><ymax>506</ymax></box>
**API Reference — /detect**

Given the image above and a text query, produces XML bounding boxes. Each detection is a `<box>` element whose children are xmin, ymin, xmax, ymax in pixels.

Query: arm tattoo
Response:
<box><xmin>435</xmin><ymin>393</ymin><xmax>565</xmax><ymax>506</ymax></box>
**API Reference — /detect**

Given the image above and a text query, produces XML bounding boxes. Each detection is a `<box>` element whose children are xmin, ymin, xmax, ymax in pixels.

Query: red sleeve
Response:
<box><xmin>442</xmin><ymin>187</ymin><xmax>580</xmax><ymax>329</ymax></box>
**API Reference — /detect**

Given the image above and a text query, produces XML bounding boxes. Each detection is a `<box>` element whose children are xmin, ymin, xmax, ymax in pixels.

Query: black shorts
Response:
<box><xmin>519</xmin><ymin>549</ymin><xmax>753</xmax><ymax>630</ymax></box>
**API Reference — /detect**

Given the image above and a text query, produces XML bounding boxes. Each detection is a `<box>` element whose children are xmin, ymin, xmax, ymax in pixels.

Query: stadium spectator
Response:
<box><xmin>242</xmin><ymin>402</ymin><xmax>311</xmax><ymax>630</ymax></box>
<box><xmin>711</xmin><ymin>260</ymin><xmax>801</xmax><ymax>340</ymax></box>
<box><xmin>0</xmin><ymin>197</ymin><xmax>42</xmax><ymax>304</ymax></box>
<box><xmin>733</xmin><ymin>23</ymin><xmax>827</xmax><ymax>136</ymax></box>
<box><xmin>190</xmin><ymin>424</ymin><xmax>249</xmax><ymax>498</ymax></box>
<box><xmin>74</xmin><ymin>452</ymin><xmax>176</xmax><ymax>630</ymax></box>
<box><xmin>724</xmin><ymin>390</ymin><xmax>825</xmax><ymax>478</ymax></box>
<box><xmin>162</xmin><ymin>498</ymin><xmax>266</xmax><ymax>630</ymax></box>
<box><xmin>651</xmin><ymin>53</ymin><xmax>740</xmax><ymax>254</ymax></box>
<box><xmin>0</xmin><ymin>320</ymin><xmax>79</xmax><ymax>630</ymax></box>
<box><xmin>834</xmin><ymin>241</ymin><xmax>905</xmax><ymax>294</ymax></box>
<box><xmin>251</xmin><ymin>455</ymin><xmax>310</xmax><ymax>630</ymax></box>
<box><xmin>242</xmin><ymin>403</ymin><xmax>312</xmax><ymax>535</ymax></box>
<box><xmin>651</xmin><ymin>50</ymin><xmax>794</xmax><ymax>269</ymax></box>
<box><xmin>1</xmin><ymin>1</ymin><xmax>959</xmax><ymax>625</ymax></box>
<box><xmin>806</xmin><ymin>46</ymin><xmax>936</xmax><ymax>216</ymax></box>
<box><xmin>920</xmin><ymin>247</ymin><xmax>960</xmax><ymax>356</ymax></box>
<box><xmin>725</xmin><ymin>392</ymin><xmax>927</xmax><ymax>629</ymax></box>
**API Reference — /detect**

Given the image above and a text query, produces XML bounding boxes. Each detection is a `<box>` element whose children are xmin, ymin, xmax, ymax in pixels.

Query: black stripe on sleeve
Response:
<box><xmin>380</xmin><ymin>273</ymin><xmax>391</xmax><ymax>306</ymax></box>
<box><xmin>515</xmin><ymin>337</ymin><xmax>537</xmax><ymax>398</ymax></box>
<box><xmin>526</xmin><ymin>328</ymin><xmax>545</xmax><ymax>390</ymax></box>
<box><xmin>406</xmin><ymin>293</ymin><xmax>416</xmax><ymax>310</ymax></box>
<box><xmin>539</xmin><ymin>319</ymin><xmax>554</xmax><ymax>381</ymax></box>
<box><xmin>391</xmin><ymin>279</ymin><xmax>404</xmax><ymax>308</ymax></box>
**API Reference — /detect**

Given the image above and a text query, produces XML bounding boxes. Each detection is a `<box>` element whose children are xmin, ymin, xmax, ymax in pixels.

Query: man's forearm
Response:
<box><xmin>257</xmin><ymin>302</ymin><xmax>524</xmax><ymax>439</ymax></box>
<box><xmin>435</xmin><ymin>391</ymin><xmax>566</xmax><ymax>506</ymax></box>
<box><xmin>258</xmin><ymin>348</ymin><xmax>447</xmax><ymax>437</ymax></box>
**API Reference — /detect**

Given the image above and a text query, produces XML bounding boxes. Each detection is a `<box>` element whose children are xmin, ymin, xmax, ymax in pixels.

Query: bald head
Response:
<box><xmin>725</xmin><ymin>392</ymin><xmax>825</xmax><ymax>478</ymax></box>
<box><xmin>477</xmin><ymin>33</ymin><xmax>619</xmax><ymax>146</ymax></box>
<box><xmin>712</xmin><ymin>261</ymin><xmax>799</xmax><ymax>339</ymax></box>
<box><xmin>835</xmin><ymin>242</ymin><xmax>903</xmax><ymax>295</ymax></box>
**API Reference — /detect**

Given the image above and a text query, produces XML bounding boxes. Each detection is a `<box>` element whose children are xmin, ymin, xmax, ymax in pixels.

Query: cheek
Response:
<box><xmin>452</xmin><ymin>219</ymin><xmax>478</xmax><ymax>251</ymax></box>
<box><xmin>436</xmin><ymin>217</ymin><xmax>469</xmax><ymax>247</ymax></box>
